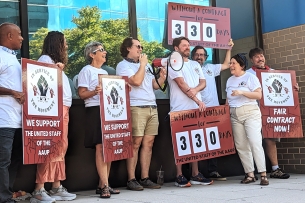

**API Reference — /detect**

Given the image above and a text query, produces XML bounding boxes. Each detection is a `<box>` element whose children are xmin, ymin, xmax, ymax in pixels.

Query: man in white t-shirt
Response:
<box><xmin>191</xmin><ymin>40</ymin><xmax>234</xmax><ymax>181</ymax></box>
<box><xmin>0</xmin><ymin>22</ymin><xmax>25</xmax><ymax>203</ymax></box>
<box><xmin>247</xmin><ymin>47</ymin><xmax>299</xmax><ymax>179</ymax></box>
<box><xmin>116</xmin><ymin>37</ymin><xmax>166</xmax><ymax>191</ymax></box>
<box><xmin>168</xmin><ymin>36</ymin><xmax>212</xmax><ymax>187</ymax></box>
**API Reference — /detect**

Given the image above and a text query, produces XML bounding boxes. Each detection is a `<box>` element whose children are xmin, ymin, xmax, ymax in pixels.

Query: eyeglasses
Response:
<box><xmin>133</xmin><ymin>44</ymin><xmax>144</xmax><ymax>50</ymax></box>
<box><xmin>92</xmin><ymin>47</ymin><xmax>105</xmax><ymax>53</ymax></box>
<box><xmin>194</xmin><ymin>53</ymin><xmax>209</xmax><ymax>58</ymax></box>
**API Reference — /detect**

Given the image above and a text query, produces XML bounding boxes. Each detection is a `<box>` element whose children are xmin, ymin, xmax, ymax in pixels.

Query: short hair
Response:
<box><xmin>191</xmin><ymin>45</ymin><xmax>207</xmax><ymax>59</ymax></box>
<box><xmin>84</xmin><ymin>41</ymin><xmax>103</xmax><ymax>64</ymax></box>
<box><xmin>249</xmin><ymin>47</ymin><xmax>264</xmax><ymax>59</ymax></box>
<box><xmin>120</xmin><ymin>37</ymin><xmax>139</xmax><ymax>58</ymax></box>
<box><xmin>0</xmin><ymin>22</ymin><xmax>19</xmax><ymax>43</ymax></box>
<box><xmin>172</xmin><ymin>37</ymin><xmax>189</xmax><ymax>49</ymax></box>
<box><xmin>41</xmin><ymin>31</ymin><xmax>67</xmax><ymax>65</ymax></box>
<box><xmin>231</xmin><ymin>53</ymin><xmax>248</xmax><ymax>71</ymax></box>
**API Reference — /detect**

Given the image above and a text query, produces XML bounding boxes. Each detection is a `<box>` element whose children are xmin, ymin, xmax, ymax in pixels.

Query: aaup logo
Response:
<box><xmin>238</xmin><ymin>81</ymin><xmax>247</xmax><ymax>87</ymax></box>
<box><xmin>206</xmin><ymin>69</ymin><xmax>213</xmax><ymax>76</ymax></box>
<box><xmin>106</xmin><ymin>86</ymin><xmax>124</xmax><ymax>109</ymax></box>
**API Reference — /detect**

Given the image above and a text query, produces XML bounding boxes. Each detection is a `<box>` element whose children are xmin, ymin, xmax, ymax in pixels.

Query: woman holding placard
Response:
<box><xmin>78</xmin><ymin>41</ymin><xmax>120</xmax><ymax>198</ymax></box>
<box><xmin>30</xmin><ymin>31</ymin><xmax>76</xmax><ymax>203</ymax></box>
<box><xmin>226</xmin><ymin>53</ymin><xmax>269</xmax><ymax>186</ymax></box>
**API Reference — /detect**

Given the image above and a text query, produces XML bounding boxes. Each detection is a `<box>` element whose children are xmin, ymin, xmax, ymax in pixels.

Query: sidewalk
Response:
<box><xmin>19</xmin><ymin>174</ymin><xmax>305</xmax><ymax>203</ymax></box>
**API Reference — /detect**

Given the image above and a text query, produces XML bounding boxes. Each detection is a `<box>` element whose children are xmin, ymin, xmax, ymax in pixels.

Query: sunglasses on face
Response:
<box><xmin>133</xmin><ymin>44</ymin><xmax>144</xmax><ymax>50</ymax></box>
<box><xmin>92</xmin><ymin>47</ymin><xmax>105</xmax><ymax>53</ymax></box>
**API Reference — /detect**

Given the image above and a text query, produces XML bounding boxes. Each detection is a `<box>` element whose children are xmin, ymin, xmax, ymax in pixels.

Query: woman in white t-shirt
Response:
<box><xmin>78</xmin><ymin>42</ymin><xmax>119</xmax><ymax>198</ymax></box>
<box><xmin>226</xmin><ymin>54</ymin><xmax>269</xmax><ymax>186</ymax></box>
<box><xmin>30</xmin><ymin>31</ymin><xmax>76</xmax><ymax>203</ymax></box>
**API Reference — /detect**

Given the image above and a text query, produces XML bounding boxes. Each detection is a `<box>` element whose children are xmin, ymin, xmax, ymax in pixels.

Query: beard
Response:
<box><xmin>181</xmin><ymin>50</ymin><xmax>190</xmax><ymax>58</ymax></box>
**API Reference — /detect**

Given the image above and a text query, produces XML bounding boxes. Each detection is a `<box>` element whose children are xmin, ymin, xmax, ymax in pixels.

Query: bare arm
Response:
<box><xmin>187</xmin><ymin>79</ymin><xmax>206</xmax><ymax>98</ymax></box>
<box><xmin>78</xmin><ymin>86</ymin><xmax>101</xmax><ymax>100</ymax></box>
<box><xmin>0</xmin><ymin>87</ymin><xmax>25</xmax><ymax>104</ymax></box>
<box><xmin>174</xmin><ymin>77</ymin><xmax>206</xmax><ymax>111</ymax></box>
<box><xmin>128</xmin><ymin>54</ymin><xmax>147</xmax><ymax>86</ymax></box>
<box><xmin>221</xmin><ymin>39</ymin><xmax>234</xmax><ymax>71</ymax></box>
<box><xmin>231</xmin><ymin>88</ymin><xmax>262</xmax><ymax>100</ymax></box>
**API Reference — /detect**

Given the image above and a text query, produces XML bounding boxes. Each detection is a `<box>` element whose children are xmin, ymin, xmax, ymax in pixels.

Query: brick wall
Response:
<box><xmin>263</xmin><ymin>24</ymin><xmax>305</xmax><ymax>173</ymax></box>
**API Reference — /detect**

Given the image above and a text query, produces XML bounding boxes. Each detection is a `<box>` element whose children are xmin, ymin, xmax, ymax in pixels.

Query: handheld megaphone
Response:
<box><xmin>152</xmin><ymin>51</ymin><xmax>183</xmax><ymax>71</ymax></box>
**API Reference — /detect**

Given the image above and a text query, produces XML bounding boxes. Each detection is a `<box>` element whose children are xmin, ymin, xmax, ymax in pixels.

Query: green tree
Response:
<box><xmin>29</xmin><ymin>6</ymin><xmax>167</xmax><ymax>78</ymax></box>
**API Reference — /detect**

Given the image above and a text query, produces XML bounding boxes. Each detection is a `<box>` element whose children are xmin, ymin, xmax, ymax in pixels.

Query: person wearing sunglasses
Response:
<box><xmin>78</xmin><ymin>42</ymin><xmax>120</xmax><ymax>198</ymax></box>
<box><xmin>116</xmin><ymin>37</ymin><xmax>166</xmax><ymax>191</ymax></box>
<box><xmin>190</xmin><ymin>39</ymin><xmax>234</xmax><ymax>181</ymax></box>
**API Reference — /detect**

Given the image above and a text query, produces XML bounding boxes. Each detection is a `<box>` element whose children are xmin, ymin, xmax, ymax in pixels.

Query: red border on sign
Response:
<box><xmin>99</xmin><ymin>75</ymin><xmax>133</xmax><ymax>162</ymax></box>
<box><xmin>22</xmin><ymin>58</ymin><xmax>63</xmax><ymax>164</ymax></box>
<box><xmin>167</xmin><ymin>2</ymin><xmax>231</xmax><ymax>49</ymax></box>
<box><xmin>256</xmin><ymin>69</ymin><xmax>303</xmax><ymax>138</ymax></box>
<box><xmin>170</xmin><ymin>105</ymin><xmax>235</xmax><ymax>165</ymax></box>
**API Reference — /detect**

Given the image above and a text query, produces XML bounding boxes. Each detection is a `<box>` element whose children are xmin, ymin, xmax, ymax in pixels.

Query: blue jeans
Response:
<box><xmin>0</xmin><ymin>128</ymin><xmax>22</xmax><ymax>203</ymax></box>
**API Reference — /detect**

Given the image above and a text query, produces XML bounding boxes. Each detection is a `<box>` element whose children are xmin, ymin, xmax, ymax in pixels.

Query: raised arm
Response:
<box><xmin>221</xmin><ymin>39</ymin><xmax>234</xmax><ymax>71</ymax></box>
<box><xmin>128</xmin><ymin>54</ymin><xmax>147</xmax><ymax>86</ymax></box>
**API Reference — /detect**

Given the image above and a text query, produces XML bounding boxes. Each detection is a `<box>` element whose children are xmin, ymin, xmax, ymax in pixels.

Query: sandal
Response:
<box><xmin>240</xmin><ymin>174</ymin><xmax>256</xmax><ymax>184</ymax></box>
<box><xmin>260</xmin><ymin>176</ymin><xmax>269</xmax><ymax>186</ymax></box>
<box><xmin>109</xmin><ymin>186</ymin><xmax>120</xmax><ymax>194</ymax></box>
<box><xmin>96</xmin><ymin>186</ymin><xmax>120</xmax><ymax>194</ymax></box>
<box><xmin>100</xmin><ymin>184</ymin><xmax>111</xmax><ymax>198</ymax></box>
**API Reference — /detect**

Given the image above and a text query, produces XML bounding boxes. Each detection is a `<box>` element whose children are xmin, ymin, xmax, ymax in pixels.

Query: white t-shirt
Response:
<box><xmin>200</xmin><ymin>63</ymin><xmax>221</xmax><ymax>107</ymax></box>
<box><xmin>0</xmin><ymin>47</ymin><xmax>22</xmax><ymax>128</ymax></box>
<box><xmin>116</xmin><ymin>59</ymin><xmax>156</xmax><ymax>106</ymax></box>
<box><xmin>168</xmin><ymin>60</ymin><xmax>205</xmax><ymax>112</ymax></box>
<box><xmin>226</xmin><ymin>72</ymin><xmax>261</xmax><ymax>107</ymax></box>
<box><xmin>78</xmin><ymin>64</ymin><xmax>108</xmax><ymax>107</ymax></box>
<box><xmin>38</xmin><ymin>55</ymin><xmax>72</xmax><ymax>107</ymax></box>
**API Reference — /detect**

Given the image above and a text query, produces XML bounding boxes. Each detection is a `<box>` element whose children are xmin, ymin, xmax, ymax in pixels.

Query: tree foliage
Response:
<box><xmin>29</xmin><ymin>6</ymin><xmax>167</xmax><ymax>78</ymax></box>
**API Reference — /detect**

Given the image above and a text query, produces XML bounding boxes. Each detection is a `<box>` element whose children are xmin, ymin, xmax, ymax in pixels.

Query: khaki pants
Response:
<box><xmin>230</xmin><ymin>105</ymin><xmax>266</xmax><ymax>173</ymax></box>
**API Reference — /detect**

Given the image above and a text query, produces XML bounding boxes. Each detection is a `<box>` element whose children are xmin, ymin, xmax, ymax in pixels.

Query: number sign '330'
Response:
<box><xmin>170</xmin><ymin>105</ymin><xmax>235</xmax><ymax>165</ymax></box>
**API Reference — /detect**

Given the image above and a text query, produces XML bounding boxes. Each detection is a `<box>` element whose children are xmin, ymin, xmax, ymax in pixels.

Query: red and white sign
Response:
<box><xmin>170</xmin><ymin>105</ymin><xmax>235</xmax><ymax>165</ymax></box>
<box><xmin>22</xmin><ymin>58</ymin><xmax>63</xmax><ymax>164</ymax></box>
<box><xmin>99</xmin><ymin>75</ymin><xmax>133</xmax><ymax>162</ymax></box>
<box><xmin>167</xmin><ymin>2</ymin><xmax>231</xmax><ymax>49</ymax></box>
<box><xmin>256</xmin><ymin>70</ymin><xmax>303</xmax><ymax>138</ymax></box>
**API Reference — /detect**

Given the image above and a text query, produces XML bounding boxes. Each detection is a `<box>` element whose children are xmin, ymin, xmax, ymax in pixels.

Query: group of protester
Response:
<box><xmin>0</xmin><ymin>22</ymin><xmax>293</xmax><ymax>203</ymax></box>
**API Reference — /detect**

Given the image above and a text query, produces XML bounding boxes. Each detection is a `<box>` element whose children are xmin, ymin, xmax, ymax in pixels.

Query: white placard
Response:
<box><xmin>172</xmin><ymin>20</ymin><xmax>185</xmax><ymax>38</ymax></box>
<box><xmin>102</xmin><ymin>78</ymin><xmax>127</xmax><ymax>121</ymax></box>
<box><xmin>176</xmin><ymin>131</ymin><xmax>192</xmax><ymax>156</ymax></box>
<box><xmin>202</xmin><ymin>23</ymin><xmax>216</xmax><ymax>42</ymax></box>
<box><xmin>27</xmin><ymin>64</ymin><xmax>58</xmax><ymax>116</ymax></box>
<box><xmin>206</xmin><ymin>126</ymin><xmax>221</xmax><ymax>150</ymax></box>
<box><xmin>261</xmin><ymin>72</ymin><xmax>294</xmax><ymax>106</ymax></box>
<box><xmin>187</xmin><ymin>21</ymin><xmax>201</xmax><ymax>41</ymax></box>
<box><xmin>191</xmin><ymin>129</ymin><xmax>206</xmax><ymax>153</ymax></box>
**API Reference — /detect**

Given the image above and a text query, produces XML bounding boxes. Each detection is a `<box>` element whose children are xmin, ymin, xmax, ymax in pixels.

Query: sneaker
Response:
<box><xmin>139</xmin><ymin>178</ymin><xmax>161</xmax><ymax>189</ymax></box>
<box><xmin>49</xmin><ymin>185</ymin><xmax>76</xmax><ymax>201</ymax></box>
<box><xmin>127</xmin><ymin>179</ymin><xmax>144</xmax><ymax>191</ymax></box>
<box><xmin>209</xmin><ymin>171</ymin><xmax>227</xmax><ymax>181</ymax></box>
<box><xmin>174</xmin><ymin>174</ymin><xmax>191</xmax><ymax>187</ymax></box>
<box><xmin>190</xmin><ymin>172</ymin><xmax>213</xmax><ymax>185</ymax></box>
<box><xmin>270</xmin><ymin>168</ymin><xmax>290</xmax><ymax>179</ymax></box>
<box><xmin>30</xmin><ymin>188</ymin><xmax>56</xmax><ymax>203</ymax></box>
